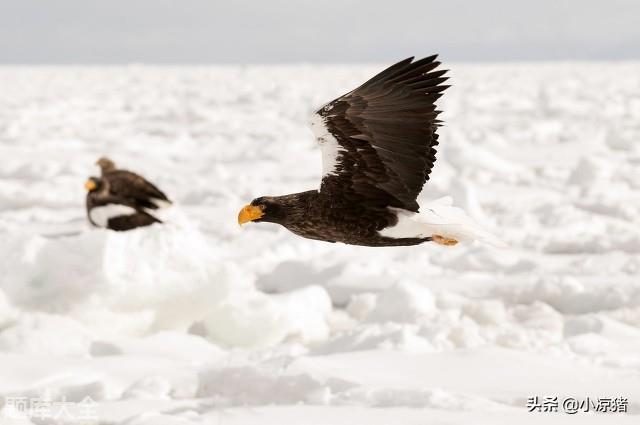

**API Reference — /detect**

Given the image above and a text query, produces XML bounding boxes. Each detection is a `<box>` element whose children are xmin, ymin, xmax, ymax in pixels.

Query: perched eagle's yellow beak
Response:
<box><xmin>238</xmin><ymin>204</ymin><xmax>264</xmax><ymax>225</ymax></box>
<box><xmin>84</xmin><ymin>180</ymin><xmax>97</xmax><ymax>191</ymax></box>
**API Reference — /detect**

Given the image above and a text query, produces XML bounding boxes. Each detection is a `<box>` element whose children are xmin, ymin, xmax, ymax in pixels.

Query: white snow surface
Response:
<box><xmin>1</xmin><ymin>63</ymin><xmax>639</xmax><ymax>424</ymax></box>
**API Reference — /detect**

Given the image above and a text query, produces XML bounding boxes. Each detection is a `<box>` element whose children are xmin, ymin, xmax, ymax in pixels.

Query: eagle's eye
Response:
<box><xmin>251</xmin><ymin>198</ymin><xmax>267</xmax><ymax>209</ymax></box>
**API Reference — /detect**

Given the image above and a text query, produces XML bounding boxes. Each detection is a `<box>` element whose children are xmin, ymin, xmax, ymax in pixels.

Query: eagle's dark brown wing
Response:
<box><xmin>310</xmin><ymin>55</ymin><xmax>448</xmax><ymax>213</ymax></box>
<box><xmin>104</xmin><ymin>170</ymin><xmax>171</xmax><ymax>210</ymax></box>
<box><xmin>86</xmin><ymin>191</ymin><xmax>162</xmax><ymax>231</ymax></box>
<box><xmin>106</xmin><ymin>211</ymin><xmax>161</xmax><ymax>231</ymax></box>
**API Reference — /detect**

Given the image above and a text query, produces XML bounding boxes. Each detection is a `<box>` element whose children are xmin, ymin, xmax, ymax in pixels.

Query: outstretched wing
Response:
<box><xmin>106</xmin><ymin>170</ymin><xmax>172</xmax><ymax>209</ymax></box>
<box><xmin>310</xmin><ymin>55</ymin><xmax>448</xmax><ymax>213</ymax></box>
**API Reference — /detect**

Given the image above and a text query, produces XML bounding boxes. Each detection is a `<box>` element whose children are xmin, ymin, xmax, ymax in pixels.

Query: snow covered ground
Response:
<box><xmin>0</xmin><ymin>62</ymin><xmax>639</xmax><ymax>424</ymax></box>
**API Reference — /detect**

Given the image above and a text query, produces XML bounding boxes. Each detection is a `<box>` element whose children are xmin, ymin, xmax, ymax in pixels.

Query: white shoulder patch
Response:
<box><xmin>308</xmin><ymin>112</ymin><xmax>343</xmax><ymax>179</ymax></box>
<box><xmin>89</xmin><ymin>204</ymin><xmax>137</xmax><ymax>227</ymax></box>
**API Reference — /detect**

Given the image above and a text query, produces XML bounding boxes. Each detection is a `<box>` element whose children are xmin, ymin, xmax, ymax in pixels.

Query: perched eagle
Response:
<box><xmin>85</xmin><ymin>157</ymin><xmax>172</xmax><ymax>231</ymax></box>
<box><xmin>96</xmin><ymin>157</ymin><xmax>172</xmax><ymax>210</ymax></box>
<box><xmin>238</xmin><ymin>55</ymin><xmax>492</xmax><ymax>247</ymax></box>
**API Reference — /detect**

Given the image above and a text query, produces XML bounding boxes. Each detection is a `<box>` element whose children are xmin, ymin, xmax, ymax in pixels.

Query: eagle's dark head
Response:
<box><xmin>96</xmin><ymin>156</ymin><xmax>116</xmax><ymax>174</ymax></box>
<box><xmin>238</xmin><ymin>196</ymin><xmax>288</xmax><ymax>225</ymax></box>
<box><xmin>84</xmin><ymin>176</ymin><xmax>104</xmax><ymax>193</ymax></box>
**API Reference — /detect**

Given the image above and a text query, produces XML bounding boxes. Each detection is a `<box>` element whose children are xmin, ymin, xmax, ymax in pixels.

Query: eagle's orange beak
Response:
<box><xmin>84</xmin><ymin>180</ymin><xmax>97</xmax><ymax>191</ymax></box>
<box><xmin>238</xmin><ymin>205</ymin><xmax>264</xmax><ymax>225</ymax></box>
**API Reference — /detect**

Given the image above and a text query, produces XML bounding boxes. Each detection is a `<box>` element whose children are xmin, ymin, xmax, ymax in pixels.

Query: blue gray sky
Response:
<box><xmin>0</xmin><ymin>0</ymin><xmax>638</xmax><ymax>63</ymax></box>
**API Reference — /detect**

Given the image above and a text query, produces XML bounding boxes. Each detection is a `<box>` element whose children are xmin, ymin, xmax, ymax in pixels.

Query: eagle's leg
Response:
<box><xmin>432</xmin><ymin>235</ymin><xmax>459</xmax><ymax>246</ymax></box>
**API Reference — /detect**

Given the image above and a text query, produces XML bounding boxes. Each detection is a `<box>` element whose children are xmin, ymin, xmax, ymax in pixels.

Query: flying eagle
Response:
<box><xmin>237</xmin><ymin>55</ymin><xmax>478</xmax><ymax>247</ymax></box>
<box><xmin>84</xmin><ymin>157</ymin><xmax>172</xmax><ymax>231</ymax></box>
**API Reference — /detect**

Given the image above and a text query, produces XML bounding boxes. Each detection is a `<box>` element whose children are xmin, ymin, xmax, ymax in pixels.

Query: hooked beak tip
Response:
<box><xmin>238</xmin><ymin>204</ymin><xmax>264</xmax><ymax>226</ymax></box>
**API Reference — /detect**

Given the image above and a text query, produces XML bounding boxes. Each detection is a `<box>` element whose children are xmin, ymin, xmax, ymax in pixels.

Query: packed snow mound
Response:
<box><xmin>203</xmin><ymin>285</ymin><xmax>332</xmax><ymax>348</ymax></box>
<box><xmin>0</xmin><ymin>210</ymin><xmax>333</xmax><ymax>346</ymax></box>
<box><xmin>366</xmin><ymin>281</ymin><xmax>436</xmax><ymax>323</ymax></box>
<box><xmin>0</xmin><ymin>211</ymin><xmax>244</xmax><ymax>335</ymax></box>
<box><xmin>0</xmin><ymin>313</ymin><xmax>93</xmax><ymax>357</ymax></box>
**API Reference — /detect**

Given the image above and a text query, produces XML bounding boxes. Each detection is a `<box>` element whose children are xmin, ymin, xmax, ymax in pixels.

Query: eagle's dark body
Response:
<box><xmin>86</xmin><ymin>185</ymin><xmax>161</xmax><ymax>231</ymax></box>
<box><xmin>99</xmin><ymin>164</ymin><xmax>171</xmax><ymax>211</ymax></box>
<box><xmin>253</xmin><ymin>192</ymin><xmax>430</xmax><ymax>246</ymax></box>
<box><xmin>240</xmin><ymin>55</ymin><xmax>452</xmax><ymax>247</ymax></box>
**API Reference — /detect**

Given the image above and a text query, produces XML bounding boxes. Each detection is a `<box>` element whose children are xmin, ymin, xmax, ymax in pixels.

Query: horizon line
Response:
<box><xmin>1</xmin><ymin>58</ymin><xmax>640</xmax><ymax>67</ymax></box>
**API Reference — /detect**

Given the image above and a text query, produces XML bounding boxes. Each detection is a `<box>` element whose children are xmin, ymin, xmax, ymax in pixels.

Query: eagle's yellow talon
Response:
<box><xmin>433</xmin><ymin>235</ymin><xmax>458</xmax><ymax>246</ymax></box>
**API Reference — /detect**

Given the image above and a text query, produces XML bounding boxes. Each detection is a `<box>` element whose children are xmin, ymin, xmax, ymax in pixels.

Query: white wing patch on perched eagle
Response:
<box><xmin>89</xmin><ymin>204</ymin><xmax>137</xmax><ymax>228</ymax></box>
<box><xmin>150</xmin><ymin>198</ymin><xmax>172</xmax><ymax>209</ymax></box>
<box><xmin>309</xmin><ymin>111</ymin><xmax>344</xmax><ymax>179</ymax></box>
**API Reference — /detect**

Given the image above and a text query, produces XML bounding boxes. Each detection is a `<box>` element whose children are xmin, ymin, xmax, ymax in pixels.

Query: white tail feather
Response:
<box><xmin>379</xmin><ymin>197</ymin><xmax>507</xmax><ymax>248</ymax></box>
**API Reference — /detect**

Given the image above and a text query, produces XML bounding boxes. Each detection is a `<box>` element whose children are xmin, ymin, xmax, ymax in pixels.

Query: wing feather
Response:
<box><xmin>105</xmin><ymin>170</ymin><xmax>172</xmax><ymax>210</ymax></box>
<box><xmin>310</xmin><ymin>56</ymin><xmax>448</xmax><ymax>212</ymax></box>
